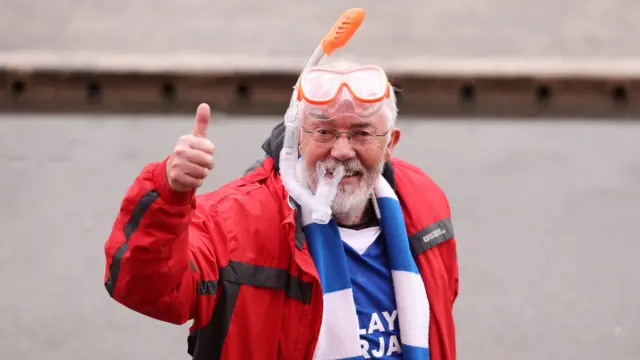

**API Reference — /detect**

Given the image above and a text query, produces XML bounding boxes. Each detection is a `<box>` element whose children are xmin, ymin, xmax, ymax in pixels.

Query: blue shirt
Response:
<box><xmin>340</xmin><ymin>226</ymin><xmax>403</xmax><ymax>359</ymax></box>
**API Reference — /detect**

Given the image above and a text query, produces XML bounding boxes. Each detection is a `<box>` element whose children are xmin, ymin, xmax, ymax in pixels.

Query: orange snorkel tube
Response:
<box><xmin>279</xmin><ymin>8</ymin><xmax>366</xmax><ymax>224</ymax></box>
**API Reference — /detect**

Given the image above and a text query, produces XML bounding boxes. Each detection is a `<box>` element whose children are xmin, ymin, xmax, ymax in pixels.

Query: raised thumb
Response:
<box><xmin>192</xmin><ymin>103</ymin><xmax>211</xmax><ymax>137</ymax></box>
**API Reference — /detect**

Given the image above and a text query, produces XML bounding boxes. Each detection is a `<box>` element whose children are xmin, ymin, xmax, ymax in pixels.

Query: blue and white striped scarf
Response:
<box><xmin>302</xmin><ymin>176</ymin><xmax>431</xmax><ymax>360</ymax></box>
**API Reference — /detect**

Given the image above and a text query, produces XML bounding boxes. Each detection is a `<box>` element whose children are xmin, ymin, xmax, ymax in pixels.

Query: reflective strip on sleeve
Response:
<box><xmin>105</xmin><ymin>190</ymin><xmax>160</xmax><ymax>297</ymax></box>
<box><xmin>409</xmin><ymin>218</ymin><xmax>455</xmax><ymax>257</ymax></box>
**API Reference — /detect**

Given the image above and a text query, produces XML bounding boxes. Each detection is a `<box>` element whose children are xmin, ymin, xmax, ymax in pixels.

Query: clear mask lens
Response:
<box><xmin>303</xmin><ymin>97</ymin><xmax>383</xmax><ymax>120</ymax></box>
<box><xmin>300</xmin><ymin>66</ymin><xmax>389</xmax><ymax>103</ymax></box>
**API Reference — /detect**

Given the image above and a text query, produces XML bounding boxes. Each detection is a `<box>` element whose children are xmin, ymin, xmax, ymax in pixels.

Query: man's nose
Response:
<box><xmin>330</xmin><ymin>135</ymin><xmax>356</xmax><ymax>160</ymax></box>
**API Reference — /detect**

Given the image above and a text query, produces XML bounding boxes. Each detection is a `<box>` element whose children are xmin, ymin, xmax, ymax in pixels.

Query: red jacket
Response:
<box><xmin>103</xmin><ymin>155</ymin><xmax>458</xmax><ymax>360</ymax></box>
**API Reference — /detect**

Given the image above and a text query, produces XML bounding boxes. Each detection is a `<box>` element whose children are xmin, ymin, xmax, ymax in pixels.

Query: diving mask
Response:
<box><xmin>298</xmin><ymin>65</ymin><xmax>392</xmax><ymax>120</ymax></box>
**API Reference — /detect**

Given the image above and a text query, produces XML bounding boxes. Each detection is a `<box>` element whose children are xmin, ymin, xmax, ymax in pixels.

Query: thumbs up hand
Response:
<box><xmin>166</xmin><ymin>103</ymin><xmax>215</xmax><ymax>193</ymax></box>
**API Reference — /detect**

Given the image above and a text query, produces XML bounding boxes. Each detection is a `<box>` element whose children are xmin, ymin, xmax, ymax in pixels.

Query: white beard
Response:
<box><xmin>302</xmin><ymin>156</ymin><xmax>385</xmax><ymax>222</ymax></box>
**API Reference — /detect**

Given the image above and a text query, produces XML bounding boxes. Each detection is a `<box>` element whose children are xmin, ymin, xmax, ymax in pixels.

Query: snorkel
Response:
<box><xmin>280</xmin><ymin>8</ymin><xmax>366</xmax><ymax>224</ymax></box>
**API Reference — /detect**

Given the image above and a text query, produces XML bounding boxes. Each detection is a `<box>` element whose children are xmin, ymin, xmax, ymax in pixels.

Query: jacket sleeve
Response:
<box><xmin>438</xmin><ymin>235</ymin><xmax>459</xmax><ymax>305</ymax></box>
<box><xmin>440</xmin><ymin>195</ymin><xmax>459</xmax><ymax>305</ymax></box>
<box><xmin>103</xmin><ymin>157</ymin><xmax>220</xmax><ymax>325</ymax></box>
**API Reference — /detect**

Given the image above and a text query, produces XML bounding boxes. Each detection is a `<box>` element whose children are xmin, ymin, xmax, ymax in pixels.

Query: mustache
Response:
<box><xmin>320</xmin><ymin>158</ymin><xmax>366</xmax><ymax>175</ymax></box>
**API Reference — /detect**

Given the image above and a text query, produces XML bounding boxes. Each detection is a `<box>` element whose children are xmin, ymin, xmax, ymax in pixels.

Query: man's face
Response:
<box><xmin>298</xmin><ymin>111</ymin><xmax>400</xmax><ymax>218</ymax></box>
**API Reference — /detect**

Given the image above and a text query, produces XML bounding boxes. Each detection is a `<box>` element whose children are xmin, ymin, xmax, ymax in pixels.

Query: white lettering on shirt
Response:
<box><xmin>382</xmin><ymin>310</ymin><xmax>398</xmax><ymax>331</ymax></box>
<box><xmin>358</xmin><ymin>311</ymin><xmax>402</xmax><ymax>358</ymax></box>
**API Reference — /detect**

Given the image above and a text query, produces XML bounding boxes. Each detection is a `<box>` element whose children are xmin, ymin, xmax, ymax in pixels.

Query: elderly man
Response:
<box><xmin>103</xmin><ymin>61</ymin><xmax>459</xmax><ymax>360</ymax></box>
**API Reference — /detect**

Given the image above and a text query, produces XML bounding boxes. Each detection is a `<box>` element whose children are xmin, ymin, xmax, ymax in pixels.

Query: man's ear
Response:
<box><xmin>384</xmin><ymin>128</ymin><xmax>401</xmax><ymax>161</ymax></box>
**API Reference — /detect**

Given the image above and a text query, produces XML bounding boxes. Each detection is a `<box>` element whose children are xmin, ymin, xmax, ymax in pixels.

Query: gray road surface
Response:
<box><xmin>1</xmin><ymin>114</ymin><xmax>639</xmax><ymax>360</ymax></box>
<box><xmin>1</xmin><ymin>0</ymin><xmax>640</xmax><ymax>58</ymax></box>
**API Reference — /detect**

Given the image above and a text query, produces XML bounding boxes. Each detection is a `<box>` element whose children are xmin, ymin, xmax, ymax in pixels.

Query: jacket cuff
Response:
<box><xmin>152</xmin><ymin>156</ymin><xmax>195</xmax><ymax>206</ymax></box>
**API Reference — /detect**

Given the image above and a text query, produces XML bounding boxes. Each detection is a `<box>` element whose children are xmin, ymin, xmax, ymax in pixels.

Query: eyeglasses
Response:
<box><xmin>302</xmin><ymin>127</ymin><xmax>389</xmax><ymax>147</ymax></box>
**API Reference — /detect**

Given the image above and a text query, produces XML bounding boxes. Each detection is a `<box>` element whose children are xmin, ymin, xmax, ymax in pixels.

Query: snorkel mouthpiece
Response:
<box><xmin>279</xmin><ymin>8</ymin><xmax>365</xmax><ymax>224</ymax></box>
<box><xmin>312</xmin><ymin>162</ymin><xmax>345</xmax><ymax>223</ymax></box>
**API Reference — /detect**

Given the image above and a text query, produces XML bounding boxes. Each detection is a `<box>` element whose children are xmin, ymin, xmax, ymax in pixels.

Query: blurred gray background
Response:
<box><xmin>2</xmin><ymin>0</ymin><xmax>640</xmax><ymax>57</ymax></box>
<box><xmin>1</xmin><ymin>1</ymin><xmax>639</xmax><ymax>360</ymax></box>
